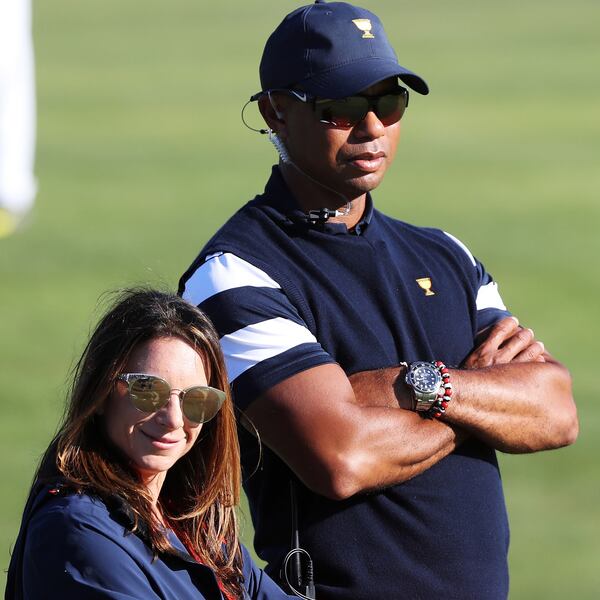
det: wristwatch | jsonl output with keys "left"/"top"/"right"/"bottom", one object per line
{"left": 404, "top": 361, "right": 443, "bottom": 412}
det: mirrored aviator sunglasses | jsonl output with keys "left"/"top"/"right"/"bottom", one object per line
{"left": 117, "top": 373, "right": 226, "bottom": 424}
{"left": 313, "top": 86, "right": 409, "bottom": 128}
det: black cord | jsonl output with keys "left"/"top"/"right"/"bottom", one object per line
{"left": 240, "top": 99, "right": 269, "bottom": 134}
{"left": 290, "top": 480, "right": 302, "bottom": 588}
{"left": 282, "top": 548, "right": 316, "bottom": 600}
{"left": 283, "top": 480, "right": 316, "bottom": 599}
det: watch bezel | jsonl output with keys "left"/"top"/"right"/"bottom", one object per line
{"left": 405, "top": 361, "right": 443, "bottom": 412}
{"left": 405, "top": 361, "right": 442, "bottom": 393}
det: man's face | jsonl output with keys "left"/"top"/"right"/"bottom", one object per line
{"left": 276, "top": 77, "right": 402, "bottom": 201}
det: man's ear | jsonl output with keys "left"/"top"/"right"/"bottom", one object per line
{"left": 258, "top": 94, "right": 287, "bottom": 137}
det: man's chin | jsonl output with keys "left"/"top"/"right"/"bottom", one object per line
{"left": 343, "top": 171, "right": 386, "bottom": 196}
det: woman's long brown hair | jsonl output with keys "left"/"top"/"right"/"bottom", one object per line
{"left": 33, "top": 289, "right": 243, "bottom": 597}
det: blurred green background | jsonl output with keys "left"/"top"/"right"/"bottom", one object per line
{"left": 1, "top": 0, "right": 598, "bottom": 597}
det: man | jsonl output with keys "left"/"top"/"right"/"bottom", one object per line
{"left": 179, "top": 2, "right": 578, "bottom": 598}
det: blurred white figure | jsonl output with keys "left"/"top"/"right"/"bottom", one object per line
{"left": 0, "top": 0, "right": 37, "bottom": 238}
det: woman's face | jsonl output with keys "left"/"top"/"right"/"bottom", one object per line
{"left": 104, "top": 336, "right": 207, "bottom": 495}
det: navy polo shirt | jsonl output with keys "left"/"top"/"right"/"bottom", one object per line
{"left": 180, "top": 167, "right": 511, "bottom": 600}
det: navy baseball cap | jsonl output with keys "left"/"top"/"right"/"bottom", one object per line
{"left": 255, "top": 0, "right": 429, "bottom": 100}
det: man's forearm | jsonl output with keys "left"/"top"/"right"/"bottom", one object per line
{"left": 446, "top": 359, "right": 578, "bottom": 453}
{"left": 352, "top": 357, "right": 577, "bottom": 455}
{"left": 345, "top": 369, "right": 467, "bottom": 487}
{"left": 247, "top": 365, "right": 464, "bottom": 500}
{"left": 352, "top": 318, "right": 577, "bottom": 454}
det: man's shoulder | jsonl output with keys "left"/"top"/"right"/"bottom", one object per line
{"left": 201, "top": 193, "right": 287, "bottom": 260}
{"left": 180, "top": 197, "right": 291, "bottom": 296}
{"left": 374, "top": 210, "right": 477, "bottom": 262}
{"left": 192, "top": 167, "right": 302, "bottom": 263}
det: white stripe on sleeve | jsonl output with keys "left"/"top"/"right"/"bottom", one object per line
{"left": 182, "top": 252, "right": 281, "bottom": 306}
{"left": 476, "top": 282, "right": 507, "bottom": 311}
{"left": 220, "top": 317, "right": 319, "bottom": 382}
{"left": 443, "top": 231, "right": 477, "bottom": 267}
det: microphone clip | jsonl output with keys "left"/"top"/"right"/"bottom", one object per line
{"left": 307, "top": 208, "right": 338, "bottom": 225}
{"left": 306, "top": 201, "right": 351, "bottom": 225}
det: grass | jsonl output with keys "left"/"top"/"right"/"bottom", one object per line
{"left": 1, "top": 0, "right": 599, "bottom": 596}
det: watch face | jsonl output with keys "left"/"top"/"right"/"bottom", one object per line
{"left": 407, "top": 362, "right": 441, "bottom": 393}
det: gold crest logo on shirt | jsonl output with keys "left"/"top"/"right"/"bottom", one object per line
{"left": 352, "top": 19, "right": 375, "bottom": 38}
{"left": 416, "top": 277, "right": 436, "bottom": 296}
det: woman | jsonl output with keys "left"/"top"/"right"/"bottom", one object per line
{"left": 6, "top": 289, "right": 295, "bottom": 600}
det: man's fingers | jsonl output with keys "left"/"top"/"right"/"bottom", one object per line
{"left": 496, "top": 327, "right": 535, "bottom": 361}
{"left": 512, "top": 340, "right": 546, "bottom": 363}
{"left": 465, "top": 317, "right": 521, "bottom": 368}
{"left": 464, "top": 318, "right": 547, "bottom": 368}
{"left": 482, "top": 316, "right": 521, "bottom": 348}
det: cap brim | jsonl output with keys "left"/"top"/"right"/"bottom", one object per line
{"left": 298, "top": 58, "right": 429, "bottom": 98}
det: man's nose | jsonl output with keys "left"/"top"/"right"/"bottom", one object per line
{"left": 352, "top": 110, "right": 386, "bottom": 140}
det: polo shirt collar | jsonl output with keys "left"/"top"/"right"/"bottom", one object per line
{"left": 262, "top": 166, "right": 373, "bottom": 236}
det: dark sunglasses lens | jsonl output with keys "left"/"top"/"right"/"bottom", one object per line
{"left": 376, "top": 92, "right": 407, "bottom": 126}
{"left": 182, "top": 387, "right": 225, "bottom": 424}
{"left": 317, "top": 92, "right": 406, "bottom": 127}
{"left": 317, "top": 97, "right": 368, "bottom": 128}
{"left": 128, "top": 376, "right": 170, "bottom": 413}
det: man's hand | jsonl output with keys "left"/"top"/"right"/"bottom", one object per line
{"left": 464, "top": 316, "right": 546, "bottom": 369}
{"left": 445, "top": 316, "right": 577, "bottom": 453}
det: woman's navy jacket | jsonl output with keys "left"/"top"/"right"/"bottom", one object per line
{"left": 6, "top": 483, "right": 294, "bottom": 600}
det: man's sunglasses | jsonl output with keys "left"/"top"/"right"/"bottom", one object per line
{"left": 285, "top": 86, "right": 409, "bottom": 128}
{"left": 117, "top": 373, "right": 225, "bottom": 424}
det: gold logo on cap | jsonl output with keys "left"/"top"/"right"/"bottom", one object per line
{"left": 416, "top": 277, "right": 436, "bottom": 296}
{"left": 352, "top": 19, "right": 375, "bottom": 39}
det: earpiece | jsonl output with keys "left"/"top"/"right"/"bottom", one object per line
{"left": 268, "top": 129, "right": 291, "bottom": 163}
{"left": 266, "top": 129, "right": 352, "bottom": 219}
{"left": 241, "top": 95, "right": 351, "bottom": 222}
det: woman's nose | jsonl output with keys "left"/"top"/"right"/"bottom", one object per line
{"left": 156, "top": 392, "right": 185, "bottom": 429}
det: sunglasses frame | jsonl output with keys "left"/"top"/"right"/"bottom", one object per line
{"left": 116, "top": 373, "right": 226, "bottom": 424}
{"left": 273, "top": 86, "right": 409, "bottom": 128}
